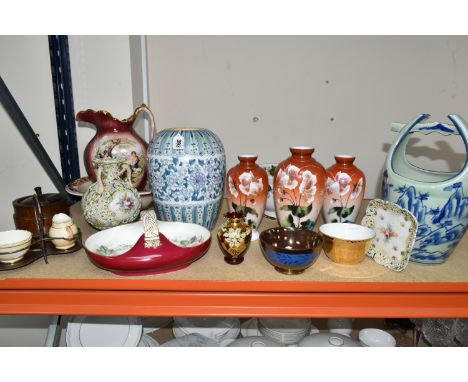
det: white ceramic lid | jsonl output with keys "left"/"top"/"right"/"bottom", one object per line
{"left": 0, "top": 230, "right": 32, "bottom": 247}
{"left": 228, "top": 336, "right": 285, "bottom": 347}
{"left": 66, "top": 316, "right": 142, "bottom": 347}
{"left": 52, "top": 213, "right": 72, "bottom": 224}
{"left": 298, "top": 333, "right": 361, "bottom": 347}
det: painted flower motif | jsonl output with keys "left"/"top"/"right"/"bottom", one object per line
{"left": 123, "top": 199, "right": 133, "bottom": 210}
{"left": 326, "top": 171, "right": 352, "bottom": 196}
{"left": 350, "top": 177, "right": 364, "bottom": 199}
{"left": 238, "top": 172, "right": 263, "bottom": 196}
{"left": 205, "top": 158, "right": 218, "bottom": 174}
{"left": 277, "top": 164, "right": 300, "bottom": 190}
{"left": 166, "top": 176, "right": 179, "bottom": 190}
{"left": 117, "top": 193, "right": 135, "bottom": 213}
{"left": 228, "top": 176, "right": 238, "bottom": 197}
{"left": 177, "top": 185, "right": 194, "bottom": 201}
{"left": 299, "top": 170, "right": 317, "bottom": 203}
{"left": 379, "top": 224, "right": 398, "bottom": 242}
{"left": 223, "top": 227, "right": 248, "bottom": 247}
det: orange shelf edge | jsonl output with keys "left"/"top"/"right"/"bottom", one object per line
{"left": 1, "top": 289, "right": 467, "bottom": 318}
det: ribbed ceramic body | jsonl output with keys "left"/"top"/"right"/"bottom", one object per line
{"left": 273, "top": 147, "right": 326, "bottom": 230}
{"left": 76, "top": 104, "right": 156, "bottom": 191}
{"left": 82, "top": 159, "right": 141, "bottom": 230}
{"left": 217, "top": 214, "right": 252, "bottom": 264}
{"left": 226, "top": 155, "right": 268, "bottom": 240}
{"left": 322, "top": 155, "right": 366, "bottom": 223}
{"left": 383, "top": 114, "right": 468, "bottom": 263}
{"left": 147, "top": 128, "right": 226, "bottom": 230}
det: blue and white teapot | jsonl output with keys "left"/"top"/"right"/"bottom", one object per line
{"left": 383, "top": 114, "right": 468, "bottom": 264}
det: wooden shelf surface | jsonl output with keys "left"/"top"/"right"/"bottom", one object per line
{"left": 0, "top": 200, "right": 467, "bottom": 318}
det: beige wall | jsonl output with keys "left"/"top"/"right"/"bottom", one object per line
{"left": 0, "top": 35, "right": 135, "bottom": 231}
{"left": 0, "top": 35, "right": 135, "bottom": 346}
{"left": 68, "top": 35, "right": 134, "bottom": 176}
{"left": 0, "top": 36, "right": 60, "bottom": 232}
{"left": 147, "top": 36, "right": 468, "bottom": 197}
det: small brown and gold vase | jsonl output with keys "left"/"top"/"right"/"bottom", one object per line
{"left": 217, "top": 212, "right": 252, "bottom": 264}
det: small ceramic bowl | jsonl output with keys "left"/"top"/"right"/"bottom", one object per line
{"left": 0, "top": 229, "right": 33, "bottom": 263}
{"left": 259, "top": 227, "right": 323, "bottom": 275}
{"left": 319, "top": 223, "right": 375, "bottom": 265}
{"left": 358, "top": 328, "right": 396, "bottom": 347}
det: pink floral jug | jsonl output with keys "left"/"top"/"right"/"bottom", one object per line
{"left": 76, "top": 104, "right": 156, "bottom": 191}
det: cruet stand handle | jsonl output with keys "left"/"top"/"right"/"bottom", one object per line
{"left": 141, "top": 210, "right": 160, "bottom": 248}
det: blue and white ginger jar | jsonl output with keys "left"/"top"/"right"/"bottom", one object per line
{"left": 383, "top": 114, "right": 468, "bottom": 264}
{"left": 147, "top": 128, "right": 226, "bottom": 230}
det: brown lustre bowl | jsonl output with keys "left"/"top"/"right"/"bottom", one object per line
{"left": 259, "top": 227, "right": 323, "bottom": 275}
{"left": 319, "top": 223, "right": 375, "bottom": 265}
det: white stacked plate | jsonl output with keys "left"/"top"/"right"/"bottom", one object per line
{"left": 66, "top": 316, "right": 142, "bottom": 347}
{"left": 173, "top": 317, "right": 240, "bottom": 345}
{"left": 258, "top": 318, "right": 314, "bottom": 345}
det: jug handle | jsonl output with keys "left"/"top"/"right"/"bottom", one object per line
{"left": 134, "top": 103, "right": 157, "bottom": 140}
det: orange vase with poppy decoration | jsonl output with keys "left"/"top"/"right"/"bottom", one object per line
{"left": 226, "top": 155, "right": 268, "bottom": 241}
{"left": 322, "top": 155, "right": 365, "bottom": 223}
{"left": 273, "top": 147, "right": 326, "bottom": 230}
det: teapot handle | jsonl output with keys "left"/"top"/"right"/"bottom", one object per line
{"left": 96, "top": 165, "right": 104, "bottom": 194}
{"left": 134, "top": 103, "right": 157, "bottom": 140}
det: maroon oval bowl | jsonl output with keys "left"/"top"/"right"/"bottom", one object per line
{"left": 84, "top": 220, "right": 211, "bottom": 276}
